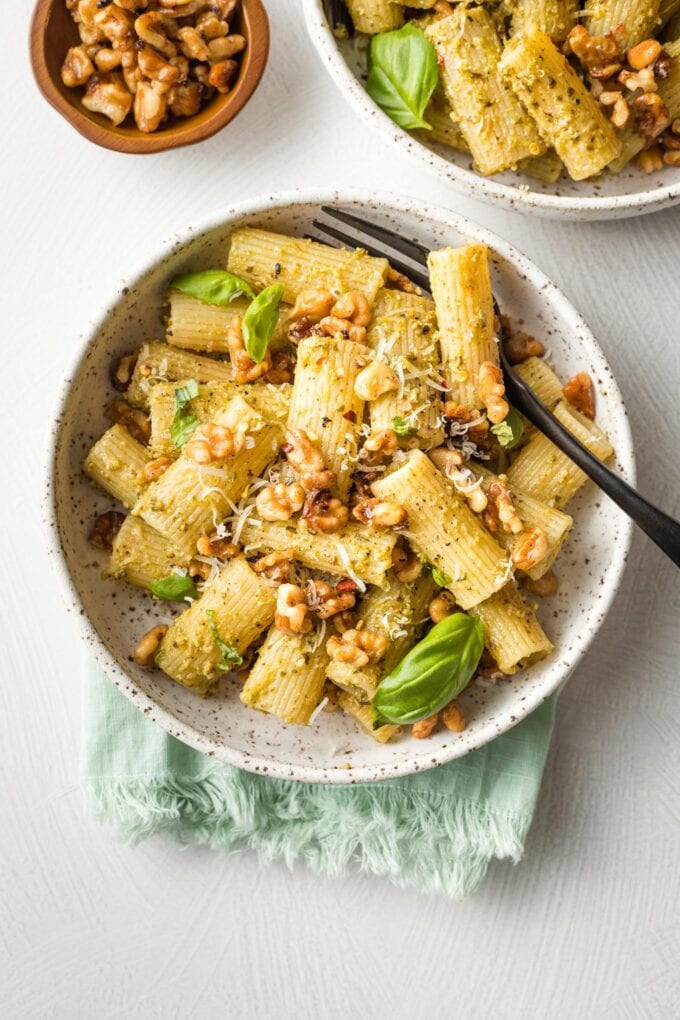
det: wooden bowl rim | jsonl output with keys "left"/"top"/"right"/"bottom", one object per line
{"left": 29, "top": 0, "right": 269, "bottom": 154}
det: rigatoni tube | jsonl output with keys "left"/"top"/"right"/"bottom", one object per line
{"left": 158, "top": 556, "right": 276, "bottom": 694}
{"left": 426, "top": 7, "right": 545, "bottom": 176}
{"left": 371, "top": 450, "right": 510, "bottom": 609}
{"left": 428, "top": 243, "right": 497, "bottom": 410}
{"left": 499, "top": 31, "right": 622, "bottom": 181}
{"left": 240, "top": 626, "right": 330, "bottom": 725}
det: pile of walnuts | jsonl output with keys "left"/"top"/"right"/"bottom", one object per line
{"left": 61, "top": 0, "right": 246, "bottom": 132}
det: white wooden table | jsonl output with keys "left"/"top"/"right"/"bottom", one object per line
{"left": 3, "top": 3, "right": 679, "bottom": 1016}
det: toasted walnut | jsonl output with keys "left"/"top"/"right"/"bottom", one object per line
{"left": 654, "top": 49, "right": 673, "bottom": 80}
{"left": 330, "top": 291, "right": 371, "bottom": 328}
{"left": 305, "top": 580, "right": 356, "bottom": 619}
{"left": 227, "top": 316, "right": 272, "bottom": 384}
{"left": 512, "top": 527, "right": 549, "bottom": 572}
{"left": 663, "top": 150, "right": 680, "bottom": 166}
{"left": 196, "top": 532, "right": 240, "bottom": 559}
{"left": 392, "top": 545, "right": 423, "bottom": 583}
{"left": 107, "top": 399, "right": 150, "bottom": 443}
{"left": 283, "top": 427, "right": 324, "bottom": 472}
{"left": 442, "top": 402, "right": 490, "bottom": 448}
{"left": 134, "top": 11, "right": 177, "bottom": 59}
{"left": 566, "top": 25, "right": 623, "bottom": 79}
{"left": 412, "top": 714, "right": 439, "bottom": 739}
{"left": 562, "top": 372, "right": 595, "bottom": 419}
{"left": 505, "top": 330, "right": 546, "bottom": 364}
{"left": 265, "top": 349, "right": 295, "bottom": 384}
{"left": 332, "top": 609, "right": 356, "bottom": 634}
{"left": 181, "top": 558, "right": 210, "bottom": 581}
{"left": 619, "top": 67, "right": 657, "bottom": 94}
{"left": 523, "top": 570, "right": 559, "bottom": 597}
{"left": 82, "top": 72, "right": 132, "bottom": 126}
{"left": 632, "top": 92, "right": 671, "bottom": 144}
{"left": 352, "top": 498, "right": 407, "bottom": 529}
{"left": 137, "top": 44, "right": 181, "bottom": 87}
{"left": 136, "top": 456, "right": 172, "bottom": 485}
{"left": 300, "top": 491, "right": 349, "bottom": 534}
{"left": 288, "top": 289, "right": 335, "bottom": 330}
{"left": 627, "top": 39, "right": 663, "bottom": 70}
{"left": 429, "top": 591, "right": 456, "bottom": 623}
{"left": 134, "top": 80, "right": 168, "bottom": 132}
{"left": 61, "top": 45, "right": 95, "bottom": 87}
{"left": 385, "top": 265, "right": 418, "bottom": 293}
{"left": 433, "top": 0, "right": 454, "bottom": 19}
{"left": 89, "top": 510, "right": 125, "bottom": 550}
{"left": 610, "top": 96, "right": 631, "bottom": 128}
{"left": 185, "top": 423, "right": 244, "bottom": 464}
{"left": 275, "top": 584, "right": 312, "bottom": 636}
{"left": 326, "top": 628, "right": 388, "bottom": 668}
{"left": 478, "top": 362, "right": 509, "bottom": 425}
{"left": 428, "top": 447, "right": 488, "bottom": 514}
{"left": 176, "top": 25, "right": 210, "bottom": 60}
{"left": 252, "top": 549, "right": 295, "bottom": 582}
{"left": 207, "top": 34, "right": 246, "bottom": 61}
{"left": 109, "top": 352, "right": 137, "bottom": 391}
{"left": 167, "top": 81, "right": 202, "bottom": 117}
{"left": 94, "top": 47, "right": 123, "bottom": 72}
{"left": 361, "top": 429, "right": 398, "bottom": 464}
{"left": 94, "top": 4, "right": 135, "bottom": 47}
{"left": 256, "top": 482, "right": 306, "bottom": 522}
{"left": 134, "top": 624, "right": 168, "bottom": 666}
{"left": 195, "top": 10, "right": 229, "bottom": 40}
{"left": 484, "top": 480, "right": 522, "bottom": 535}
{"left": 354, "top": 360, "right": 399, "bottom": 402}
{"left": 634, "top": 144, "right": 664, "bottom": 172}
{"left": 442, "top": 700, "right": 466, "bottom": 733}
{"left": 318, "top": 315, "right": 367, "bottom": 344}
{"left": 208, "top": 59, "right": 238, "bottom": 92}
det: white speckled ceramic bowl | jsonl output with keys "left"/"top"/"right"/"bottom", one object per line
{"left": 303, "top": 0, "right": 680, "bottom": 221}
{"left": 44, "top": 189, "right": 634, "bottom": 783}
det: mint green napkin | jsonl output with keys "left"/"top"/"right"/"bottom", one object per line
{"left": 82, "top": 659, "right": 555, "bottom": 899}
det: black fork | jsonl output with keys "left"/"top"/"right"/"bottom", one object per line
{"left": 321, "top": 0, "right": 354, "bottom": 37}
{"left": 309, "top": 206, "right": 680, "bottom": 567}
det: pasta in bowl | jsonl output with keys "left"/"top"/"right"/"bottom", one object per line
{"left": 303, "top": 0, "right": 680, "bottom": 219}
{"left": 44, "top": 191, "right": 634, "bottom": 782}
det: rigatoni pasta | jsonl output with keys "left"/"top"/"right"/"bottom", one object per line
{"left": 343, "top": 1, "right": 679, "bottom": 183}
{"left": 425, "top": 7, "right": 545, "bottom": 176}
{"left": 83, "top": 226, "right": 613, "bottom": 743}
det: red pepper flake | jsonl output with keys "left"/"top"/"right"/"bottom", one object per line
{"left": 336, "top": 578, "right": 359, "bottom": 592}
{"left": 342, "top": 410, "right": 357, "bottom": 423}
{"left": 281, "top": 443, "right": 293, "bottom": 454}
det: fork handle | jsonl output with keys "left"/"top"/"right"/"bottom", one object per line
{"left": 506, "top": 377, "right": 680, "bottom": 567}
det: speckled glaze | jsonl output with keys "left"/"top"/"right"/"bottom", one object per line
{"left": 43, "top": 190, "right": 635, "bottom": 783}
{"left": 303, "top": 0, "right": 680, "bottom": 222}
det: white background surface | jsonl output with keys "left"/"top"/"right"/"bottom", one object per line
{"left": 2, "top": 3, "right": 679, "bottom": 1017}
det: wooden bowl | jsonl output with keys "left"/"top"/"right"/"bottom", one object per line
{"left": 29, "top": 0, "right": 269, "bottom": 154}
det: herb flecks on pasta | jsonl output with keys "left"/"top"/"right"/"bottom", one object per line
{"left": 83, "top": 227, "right": 614, "bottom": 742}
{"left": 341, "top": 1, "right": 680, "bottom": 182}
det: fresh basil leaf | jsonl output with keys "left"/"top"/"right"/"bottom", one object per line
{"left": 205, "top": 609, "right": 243, "bottom": 670}
{"left": 170, "top": 270, "right": 255, "bottom": 306}
{"left": 366, "top": 24, "right": 438, "bottom": 131}
{"left": 170, "top": 379, "right": 200, "bottom": 448}
{"left": 392, "top": 415, "right": 418, "bottom": 436}
{"left": 242, "top": 284, "right": 284, "bottom": 363}
{"left": 490, "top": 405, "right": 524, "bottom": 449}
{"left": 431, "top": 567, "right": 452, "bottom": 588}
{"left": 372, "top": 613, "right": 484, "bottom": 725}
{"left": 150, "top": 573, "right": 197, "bottom": 601}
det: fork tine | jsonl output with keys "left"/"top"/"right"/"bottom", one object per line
{"left": 321, "top": 206, "right": 430, "bottom": 264}
{"left": 311, "top": 220, "right": 431, "bottom": 292}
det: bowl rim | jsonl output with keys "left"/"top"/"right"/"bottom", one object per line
{"left": 302, "top": 0, "right": 680, "bottom": 219}
{"left": 42, "top": 186, "right": 636, "bottom": 784}
{"left": 28, "top": 0, "right": 270, "bottom": 155}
